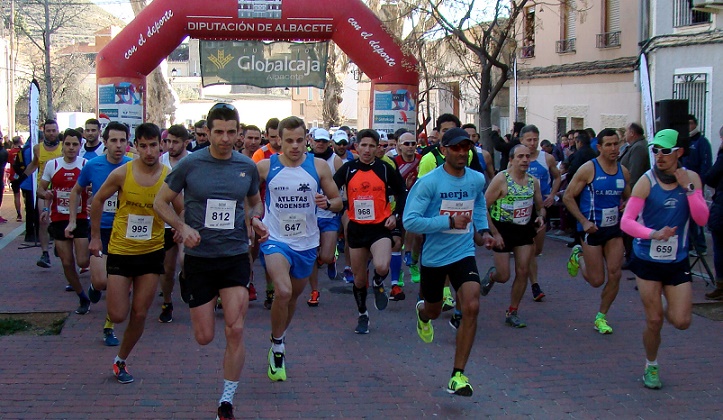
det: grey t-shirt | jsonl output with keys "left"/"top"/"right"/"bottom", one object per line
{"left": 165, "top": 148, "right": 260, "bottom": 258}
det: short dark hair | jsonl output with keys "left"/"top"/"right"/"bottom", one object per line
{"left": 85, "top": 118, "right": 100, "bottom": 129}
{"left": 540, "top": 139, "right": 553, "bottom": 147}
{"left": 357, "top": 128, "right": 380, "bottom": 144}
{"left": 61, "top": 128, "right": 83, "bottom": 142}
{"left": 44, "top": 119, "right": 58, "bottom": 128}
{"left": 520, "top": 124, "right": 539, "bottom": 137}
{"left": 436, "top": 113, "right": 461, "bottom": 129}
{"left": 585, "top": 127, "right": 596, "bottom": 139}
{"left": 628, "top": 122, "right": 644, "bottom": 136}
{"left": 688, "top": 114, "right": 698, "bottom": 124}
{"left": 278, "top": 116, "right": 306, "bottom": 138}
{"left": 510, "top": 143, "right": 528, "bottom": 159}
{"left": 135, "top": 123, "right": 161, "bottom": 141}
{"left": 597, "top": 128, "right": 619, "bottom": 145}
{"left": 393, "top": 128, "right": 409, "bottom": 139}
{"left": 513, "top": 122, "right": 526, "bottom": 135}
{"left": 575, "top": 131, "right": 591, "bottom": 146}
{"left": 461, "top": 123, "right": 477, "bottom": 131}
{"left": 207, "top": 104, "right": 239, "bottom": 130}
{"left": 194, "top": 119, "right": 207, "bottom": 130}
{"left": 265, "top": 117, "right": 280, "bottom": 134}
{"left": 102, "top": 121, "right": 130, "bottom": 141}
{"left": 244, "top": 125, "right": 261, "bottom": 135}
{"left": 167, "top": 124, "right": 189, "bottom": 140}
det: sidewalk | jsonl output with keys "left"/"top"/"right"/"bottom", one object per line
{"left": 0, "top": 190, "right": 722, "bottom": 419}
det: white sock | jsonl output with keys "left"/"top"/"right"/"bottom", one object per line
{"left": 114, "top": 356, "right": 125, "bottom": 365}
{"left": 272, "top": 336, "right": 285, "bottom": 353}
{"left": 219, "top": 379, "right": 238, "bottom": 405}
{"left": 646, "top": 359, "right": 658, "bottom": 368}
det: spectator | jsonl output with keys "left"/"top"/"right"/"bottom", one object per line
{"left": 704, "top": 125, "right": 723, "bottom": 300}
{"left": 567, "top": 131, "right": 597, "bottom": 181}
{"left": 619, "top": 122, "right": 651, "bottom": 267}
{"left": 683, "top": 114, "right": 713, "bottom": 256}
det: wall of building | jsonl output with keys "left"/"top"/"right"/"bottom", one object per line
{"left": 516, "top": 73, "right": 640, "bottom": 140}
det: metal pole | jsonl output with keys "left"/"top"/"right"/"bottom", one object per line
{"left": 9, "top": 0, "right": 15, "bottom": 136}
{"left": 513, "top": 57, "right": 518, "bottom": 123}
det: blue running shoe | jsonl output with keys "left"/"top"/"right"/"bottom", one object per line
{"left": 343, "top": 266, "right": 354, "bottom": 284}
{"left": 403, "top": 251, "right": 413, "bottom": 267}
{"left": 327, "top": 260, "right": 338, "bottom": 280}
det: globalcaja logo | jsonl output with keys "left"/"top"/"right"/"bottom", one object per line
{"left": 209, "top": 50, "right": 234, "bottom": 70}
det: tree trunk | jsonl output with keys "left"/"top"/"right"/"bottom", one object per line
{"left": 478, "top": 60, "right": 494, "bottom": 154}
{"left": 43, "top": 0, "right": 53, "bottom": 118}
{"left": 322, "top": 43, "right": 341, "bottom": 128}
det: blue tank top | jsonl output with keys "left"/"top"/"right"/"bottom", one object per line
{"left": 633, "top": 170, "right": 690, "bottom": 263}
{"left": 578, "top": 160, "right": 625, "bottom": 231}
{"left": 528, "top": 152, "right": 551, "bottom": 196}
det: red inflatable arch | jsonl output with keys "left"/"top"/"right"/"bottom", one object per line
{"left": 96, "top": 0, "right": 419, "bottom": 133}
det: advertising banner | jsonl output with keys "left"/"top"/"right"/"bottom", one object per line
{"left": 371, "top": 83, "right": 417, "bottom": 136}
{"left": 97, "top": 79, "right": 144, "bottom": 141}
{"left": 200, "top": 41, "right": 328, "bottom": 89}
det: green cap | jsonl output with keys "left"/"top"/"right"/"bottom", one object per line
{"left": 652, "top": 129, "right": 678, "bottom": 148}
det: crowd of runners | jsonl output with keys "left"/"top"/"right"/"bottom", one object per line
{"left": 7, "top": 104, "right": 719, "bottom": 419}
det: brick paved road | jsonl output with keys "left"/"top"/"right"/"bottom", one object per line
{"left": 0, "top": 201, "right": 722, "bottom": 418}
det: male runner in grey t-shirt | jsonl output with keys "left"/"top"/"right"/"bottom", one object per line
{"left": 154, "top": 103, "right": 268, "bottom": 420}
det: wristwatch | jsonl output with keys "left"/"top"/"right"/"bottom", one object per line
{"left": 686, "top": 183, "right": 695, "bottom": 194}
{"left": 478, "top": 228, "right": 492, "bottom": 236}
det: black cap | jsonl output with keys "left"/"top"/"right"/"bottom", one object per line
{"left": 441, "top": 127, "right": 472, "bottom": 146}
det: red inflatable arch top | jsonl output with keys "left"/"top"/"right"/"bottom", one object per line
{"left": 97, "top": 0, "right": 418, "bottom": 87}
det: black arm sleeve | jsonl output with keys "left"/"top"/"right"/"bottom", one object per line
{"left": 333, "top": 162, "right": 349, "bottom": 189}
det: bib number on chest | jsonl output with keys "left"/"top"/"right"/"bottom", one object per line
{"left": 354, "top": 199, "right": 375, "bottom": 221}
{"left": 512, "top": 199, "right": 533, "bottom": 226}
{"left": 103, "top": 192, "right": 118, "bottom": 213}
{"left": 650, "top": 235, "right": 678, "bottom": 261}
{"left": 205, "top": 199, "right": 236, "bottom": 230}
{"left": 126, "top": 214, "right": 153, "bottom": 240}
{"left": 56, "top": 190, "right": 81, "bottom": 215}
{"left": 440, "top": 199, "right": 473, "bottom": 234}
{"left": 281, "top": 213, "right": 307, "bottom": 237}
{"left": 600, "top": 207, "right": 618, "bottom": 228}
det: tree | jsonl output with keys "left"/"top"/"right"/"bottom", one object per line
{"left": 322, "top": 42, "right": 342, "bottom": 128}
{"left": 14, "top": 0, "right": 90, "bottom": 118}
{"left": 130, "top": 0, "right": 177, "bottom": 126}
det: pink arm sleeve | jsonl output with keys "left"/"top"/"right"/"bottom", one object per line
{"left": 620, "top": 196, "right": 654, "bottom": 239}
{"left": 687, "top": 189, "right": 709, "bottom": 226}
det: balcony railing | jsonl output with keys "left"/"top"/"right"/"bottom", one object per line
{"left": 519, "top": 44, "right": 535, "bottom": 58}
{"left": 596, "top": 31, "right": 621, "bottom": 48}
{"left": 556, "top": 38, "right": 576, "bottom": 54}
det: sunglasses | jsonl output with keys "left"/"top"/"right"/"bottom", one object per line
{"left": 651, "top": 146, "right": 679, "bottom": 155}
{"left": 402, "top": 142, "right": 417, "bottom": 147}
{"left": 447, "top": 143, "right": 472, "bottom": 152}
{"left": 335, "top": 141, "right": 349, "bottom": 146}
{"left": 210, "top": 103, "right": 236, "bottom": 111}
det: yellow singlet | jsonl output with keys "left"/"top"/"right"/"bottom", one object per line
{"left": 108, "top": 161, "right": 168, "bottom": 255}
{"left": 38, "top": 144, "right": 62, "bottom": 186}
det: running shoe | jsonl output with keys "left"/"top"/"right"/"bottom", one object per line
{"left": 337, "top": 237, "right": 345, "bottom": 254}
{"left": 643, "top": 365, "right": 662, "bottom": 389}
{"left": 0, "top": 216, "right": 8, "bottom": 223}
{"left": 264, "top": 289, "right": 274, "bottom": 310}
{"left": 481, "top": 267, "right": 496, "bottom": 296}
{"left": 248, "top": 282, "right": 257, "bottom": 301}
{"left": 594, "top": 315, "right": 613, "bottom": 334}
{"left": 307, "top": 289, "right": 320, "bottom": 307}
{"left": 409, "top": 263, "right": 420, "bottom": 283}
{"left": 343, "top": 266, "right": 354, "bottom": 284}
{"left": 416, "top": 301, "right": 434, "bottom": 343}
{"left": 65, "top": 285, "right": 74, "bottom": 292}
{"left": 505, "top": 310, "right": 526, "bottom": 328}
{"left": 373, "top": 282, "right": 389, "bottom": 310}
{"left": 442, "top": 288, "right": 455, "bottom": 312}
{"left": 159, "top": 303, "right": 173, "bottom": 323}
{"left": 355, "top": 314, "right": 370, "bottom": 334}
{"left": 705, "top": 287, "right": 723, "bottom": 300}
{"left": 327, "top": 260, "right": 338, "bottom": 280}
{"left": 88, "top": 284, "right": 102, "bottom": 304}
{"left": 567, "top": 244, "right": 582, "bottom": 277}
{"left": 79, "top": 267, "right": 89, "bottom": 274}
{"left": 389, "top": 285, "right": 405, "bottom": 301}
{"left": 215, "top": 297, "right": 223, "bottom": 312}
{"left": 267, "top": 348, "right": 287, "bottom": 381}
{"left": 449, "top": 312, "right": 462, "bottom": 330}
{"left": 75, "top": 299, "right": 91, "bottom": 315}
{"left": 447, "top": 372, "right": 473, "bottom": 396}
{"left": 113, "top": 361, "right": 134, "bottom": 384}
{"left": 16, "top": 215, "right": 22, "bottom": 222}
{"left": 37, "top": 252, "right": 51, "bottom": 268}
{"left": 104, "top": 328, "right": 119, "bottom": 346}
{"left": 531, "top": 283, "right": 545, "bottom": 302}
{"left": 397, "top": 271, "right": 405, "bottom": 287}
{"left": 217, "top": 401, "right": 236, "bottom": 420}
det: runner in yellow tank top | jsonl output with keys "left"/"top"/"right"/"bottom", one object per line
{"left": 22, "top": 119, "right": 62, "bottom": 269}
{"left": 89, "top": 123, "right": 183, "bottom": 385}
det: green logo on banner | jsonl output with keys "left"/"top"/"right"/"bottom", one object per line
{"left": 201, "top": 41, "right": 328, "bottom": 89}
